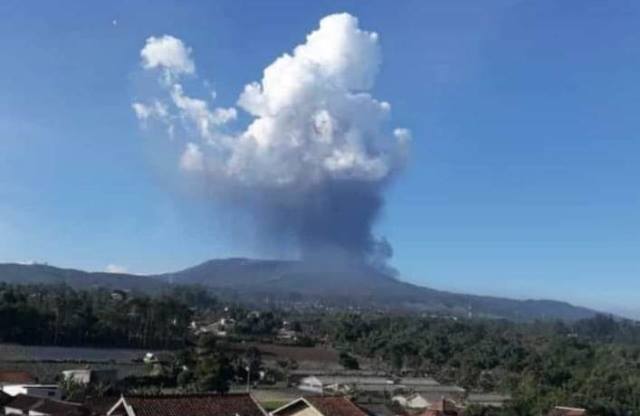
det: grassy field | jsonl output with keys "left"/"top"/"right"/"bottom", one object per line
{"left": 233, "top": 387, "right": 304, "bottom": 410}
{"left": 0, "top": 343, "right": 158, "bottom": 362}
{"left": 0, "top": 361, "right": 146, "bottom": 383}
{"left": 231, "top": 342, "right": 345, "bottom": 370}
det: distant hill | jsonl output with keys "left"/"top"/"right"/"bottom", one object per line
{"left": 0, "top": 259, "right": 598, "bottom": 321}
{"left": 0, "top": 263, "right": 166, "bottom": 293}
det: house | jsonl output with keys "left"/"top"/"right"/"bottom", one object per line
{"left": 548, "top": 407, "right": 587, "bottom": 416}
{"left": 110, "top": 290, "right": 128, "bottom": 302}
{"left": 297, "top": 375, "right": 459, "bottom": 397}
{"left": 298, "top": 376, "right": 394, "bottom": 394}
{"left": 4, "top": 394, "right": 87, "bottom": 416}
{"left": 105, "top": 393, "right": 267, "bottom": 416}
{"left": 83, "top": 397, "right": 120, "bottom": 416}
{"left": 1, "top": 385, "right": 61, "bottom": 400}
{"left": 196, "top": 318, "right": 237, "bottom": 337}
{"left": 405, "top": 385, "right": 466, "bottom": 404}
{"left": 271, "top": 397, "right": 368, "bottom": 416}
{"left": 465, "top": 393, "right": 511, "bottom": 408}
{"left": 62, "top": 369, "right": 118, "bottom": 385}
{"left": 397, "top": 378, "right": 440, "bottom": 389}
{"left": 416, "top": 399, "right": 463, "bottom": 416}
{"left": 277, "top": 328, "right": 298, "bottom": 341}
{"left": 392, "top": 393, "right": 430, "bottom": 410}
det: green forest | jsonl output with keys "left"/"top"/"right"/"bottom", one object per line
{"left": 329, "top": 313, "right": 640, "bottom": 415}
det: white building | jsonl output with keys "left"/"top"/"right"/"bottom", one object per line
{"left": 1, "top": 385, "right": 61, "bottom": 400}
{"left": 62, "top": 369, "right": 118, "bottom": 385}
{"left": 392, "top": 393, "right": 431, "bottom": 410}
{"left": 298, "top": 376, "right": 394, "bottom": 394}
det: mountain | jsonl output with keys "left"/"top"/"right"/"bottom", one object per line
{"left": 156, "top": 258, "right": 598, "bottom": 321}
{"left": 0, "top": 259, "right": 598, "bottom": 321}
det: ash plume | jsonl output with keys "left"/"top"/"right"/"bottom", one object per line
{"left": 132, "top": 13, "right": 411, "bottom": 264}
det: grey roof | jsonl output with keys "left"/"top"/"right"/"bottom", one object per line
{"left": 398, "top": 377, "right": 440, "bottom": 386}
{"left": 466, "top": 393, "right": 511, "bottom": 403}
{"left": 410, "top": 385, "right": 465, "bottom": 393}
{"left": 291, "top": 370, "right": 387, "bottom": 377}
{"left": 349, "top": 384, "right": 403, "bottom": 392}
{"left": 305, "top": 376, "right": 393, "bottom": 386}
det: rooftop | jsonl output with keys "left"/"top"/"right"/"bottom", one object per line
{"left": 304, "top": 376, "right": 392, "bottom": 385}
{"left": 272, "top": 397, "right": 368, "bottom": 416}
{"left": 110, "top": 393, "right": 266, "bottom": 416}
{"left": 0, "top": 371, "right": 36, "bottom": 385}
{"left": 306, "top": 397, "right": 369, "bottom": 416}
{"left": 549, "top": 407, "right": 587, "bottom": 416}
{"left": 398, "top": 378, "right": 440, "bottom": 387}
{"left": 466, "top": 393, "right": 511, "bottom": 403}
{"left": 5, "top": 394, "right": 87, "bottom": 416}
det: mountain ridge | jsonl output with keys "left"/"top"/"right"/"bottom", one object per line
{"left": 0, "top": 258, "right": 599, "bottom": 321}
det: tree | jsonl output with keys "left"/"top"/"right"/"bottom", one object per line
{"left": 339, "top": 351, "right": 360, "bottom": 370}
{"left": 194, "top": 334, "right": 234, "bottom": 393}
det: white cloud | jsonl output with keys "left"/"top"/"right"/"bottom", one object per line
{"left": 105, "top": 264, "right": 128, "bottom": 274}
{"left": 141, "top": 35, "right": 195, "bottom": 82}
{"left": 170, "top": 84, "right": 237, "bottom": 139}
{"left": 132, "top": 100, "right": 168, "bottom": 122}
{"left": 229, "top": 12, "right": 408, "bottom": 186}
{"left": 134, "top": 13, "right": 410, "bottom": 188}
{"left": 180, "top": 142, "right": 204, "bottom": 172}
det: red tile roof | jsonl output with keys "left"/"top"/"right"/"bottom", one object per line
{"left": 0, "top": 371, "right": 36, "bottom": 384}
{"left": 305, "top": 397, "right": 369, "bottom": 416}
{"left": 549, "top": 407, "right": 587, "bottom": 416}
{"left": 84, "top": 396, "right": 120, "bottom": 416}
{"left": 5, "top": 394, "right": 87, "bottom": 416}
{"left": 417, "top": 399, "right": 462, "bottom": 416}
{"left": 5, "top": 394, "right": 42, "bottom": 410}
{"left": 31, "top": 399, "right": 88, "bottom": 416}
{"left": 114, "top": 393, "right": 266, "bottom": 416}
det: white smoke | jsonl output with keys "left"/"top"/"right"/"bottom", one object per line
{"left": 132, "top": 13, "right": 411, "bottom": 262}
{"left": 105, "top": 264, "right": 128, "bottom": 274}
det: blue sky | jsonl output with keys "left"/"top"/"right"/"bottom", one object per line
{"left": 0, "top": 1, "right": 638, "bottom": 317}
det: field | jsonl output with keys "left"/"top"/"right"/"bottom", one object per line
{"left": 0, "top": 343, "right": 154, "bottom": 383}
{"left": 0, "top": 344, "right": 155, "bottom": 362}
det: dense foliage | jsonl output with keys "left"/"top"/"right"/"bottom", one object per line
{"left": 0, "top": 283, "right": 197, "bottom": 348}
{"left": 329, "top": 314, "right": 640, "bottom": 416}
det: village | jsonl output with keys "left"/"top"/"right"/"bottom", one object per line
{"left": 0, "top": 308, "right": 588, "bottom": 416}
{"left": 0, "top": 366, "right": 585, "bottom": 416}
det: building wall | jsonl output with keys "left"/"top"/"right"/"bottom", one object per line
{"left": 280, "top": 406, "right": 323, "bottom": 416}
{"left": 298, "top": 377, "right": 323, "bottom": 394}
{"left": 63, "top": 370, "right": 92, "bottom": 384}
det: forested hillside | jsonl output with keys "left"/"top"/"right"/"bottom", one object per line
{"left": 327, "top": 314, "right": 640, "bottom": 415}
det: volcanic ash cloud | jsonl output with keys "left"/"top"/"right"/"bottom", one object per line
{"left": 132, "top": 13, "right": 411, "bottom": 264}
